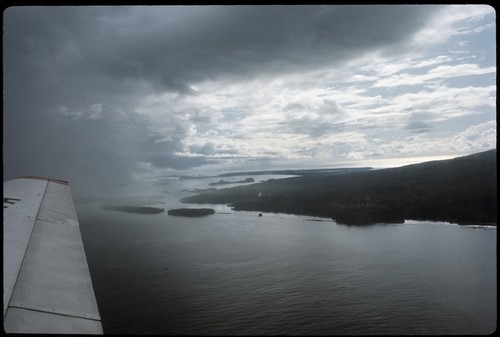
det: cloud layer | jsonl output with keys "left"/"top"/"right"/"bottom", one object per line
{"left": 3, "top": 5, "right": 496, "bottom": 196}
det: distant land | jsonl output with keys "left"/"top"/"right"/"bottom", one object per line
{"left": 182, "top": 150, "right": 497, "bottom": 226}
{"left": 178, "top": 167, "right": 372, "bottom": 180}
{"left": 209, "top": 178, "right": 255, "bottom": 186}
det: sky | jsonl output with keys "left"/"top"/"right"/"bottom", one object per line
{"left": 3, "top": 5, "right": 496, "bottom": 197}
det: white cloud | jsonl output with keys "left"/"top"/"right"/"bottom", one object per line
{"left": 374, "top": 64, "right": 496, "bottom": 87}
{"left": 137, "top": 54, "right": 496, "bottom": 166}
{"left": 411, "top": 5, "right": 494, "bottom": 46}
{"left": 389, "top": 85, "right": 496, "bottom": 118}
{"left": 373, "top": 120, "right": 496, "bottom": 157}
{"left": 451, "top": 120, "right": 497, "bottom": 152}
{"left": 357, "top": 54, "right": 453, "bottom": 78}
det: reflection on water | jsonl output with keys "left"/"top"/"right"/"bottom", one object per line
{"left": 78, "top": 176, "right": 496, "bottom": 335}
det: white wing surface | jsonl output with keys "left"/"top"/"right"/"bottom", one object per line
{"left": 3, "top": 177, "right": 102, "bottom": 334}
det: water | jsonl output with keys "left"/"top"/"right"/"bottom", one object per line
{"left": 77, "top": 175, "right": 496, "bottom": 335}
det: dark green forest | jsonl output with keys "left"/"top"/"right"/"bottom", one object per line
{"left": 182, "top": 150, "right": 497, "bottom": 225}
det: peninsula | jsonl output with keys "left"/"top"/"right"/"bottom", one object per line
{"left": 181, "top": 150, "right": 496, "bottom": 226}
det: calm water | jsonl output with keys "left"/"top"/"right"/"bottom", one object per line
{"left": 77, "top": 175, "right": 496, "bottom": 335}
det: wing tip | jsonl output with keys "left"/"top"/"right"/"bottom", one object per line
{"left": 19, "top": 176, "right": 70, "bottom": 185}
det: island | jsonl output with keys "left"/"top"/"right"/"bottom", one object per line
{"left": 101, "top": 204, "right": 165, "bottom": 214}
{"left": 181, "top": 150, "right": 497, "bottom": 226}
{"left": 167, "top": 208, "right": 216, "bottom": 217}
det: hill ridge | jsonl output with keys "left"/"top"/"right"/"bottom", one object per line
{"left": 182, "top": 150, "right": 496, "bottom": 225}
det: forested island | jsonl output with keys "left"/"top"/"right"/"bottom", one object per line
{"left": 182, "top": 150, "right": 496, "bottom": 225}
{"left": 101, "top": 204, "right": 165, "bottom": 214}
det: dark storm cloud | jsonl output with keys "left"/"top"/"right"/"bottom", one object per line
{"left": 405, "top": 112, "right": 433, "bottom": 133}
{"left": 107, "top": 6, "right": 438, "bottom": 90}
{"left": 147, "top": 154, "right": 218, "bottom": 170}
{"left": 406, "top": 120, "right": 433, "bottom": 133}
{"left": 3, "top": 100, "right": 156, "bottom": 196}
{"left": 3, "top": 6, "right": 444, "bottom": 194}
{"left": 5, "top": 6, "right": 440, "bottom": 96}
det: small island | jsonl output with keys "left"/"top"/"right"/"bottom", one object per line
{"left": 101, "top": 204, "right": 165, "bottom": 214}
{"left": 167, "top": 208, "right": 215, "bottom": 217}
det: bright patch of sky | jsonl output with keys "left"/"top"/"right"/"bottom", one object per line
{"left": 164, "top": 6, "right": 495, "bottom": 174}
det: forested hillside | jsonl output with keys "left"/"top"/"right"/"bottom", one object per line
{"left": 182, "top": 150, "right": 496, "bottom": 225}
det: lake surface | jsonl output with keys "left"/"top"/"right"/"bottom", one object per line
{"left": 77, "top": 175, "right": 496, "bottom": 335}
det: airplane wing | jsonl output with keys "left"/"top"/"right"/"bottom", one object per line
{"left": 3, "top": 176, "right": 102, "bottom": 334}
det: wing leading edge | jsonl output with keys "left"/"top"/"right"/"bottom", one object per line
{"left": 3, "top": 177, "right": 102, "bottom": 334}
